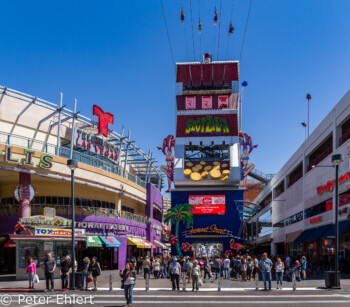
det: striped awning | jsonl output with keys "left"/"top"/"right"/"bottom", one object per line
{"left": 153, "top": 240, "right": 168, "bottom": 249}
{"left": 140, "top": 239, "right": 156, "bottom": 249}
{"left": 127, "top": 238, "right": 145, "bottom": 248}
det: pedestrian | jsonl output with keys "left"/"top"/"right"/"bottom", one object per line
{"left": 259, "top": 253, "right": 273, "bottom": 291}
{"left": 214, "top": 256, "right": 222, "bottom": 279}
{"left": 26, "top": 258, "right": 36, "bottom": 289}
{"left": 203, "top": 257, "right": 214, "bottom": 283}
{"left": 120, "top": 262, "right": 136, "bottom": 307}
{"left": 293, "top": 260, "right": 302, "bottom": 281}
{"left": 191, "top": 260, "right": 200, "bottom": 291}
{"left": 153, "top": 258, "right": 160, "bottom": 279}
{"left": 252, "top": 256, "right": 259, "bottom": 279}
{"left": 43, "top": 252, "right": 56, "bottom": 292}
{"left": 60, "top": 255, "right": 72, "bottom": 291}
{"left": 136, "top": 257, "right": 142, "bottom": 275}
{"left": 91, "top": 256, "right": 102, "bottom": 291}
{"left": 81, "top": 257, "right": 91, "bottom": 291}
{"left": 301, "top": 256, "right": 307, "bottom": 280}
{"left": 247, "top": 257, "right": 253, "bottom": 281}
{"left": 223, "top": 256, "right": 230, "bottom": 279}
{"left": 198, "top": 257, "right": 204, "bottom": 278}
{"left": 240, "top": 258, "right": 247, "bottom": 281}
{"left": 143, "top": 256, "right": 151, "bottom": 279}
{"left": 169, "top": 257, "right": 181, "bottom": 291}
{"left": 161, "top": 257, "right": 168, "bottom": 279}
{"left": 235, "top": 256, "right": 241, "bottom": 279}
{"left": 275, "top": 257, "right": 285, "bottom": 290}
{"left": 187, "top": 258, "right": 193, "bottom": 283}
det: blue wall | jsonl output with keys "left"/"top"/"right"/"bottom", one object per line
{"left": 170, "top": 189, "right": 244, "bottom": 256}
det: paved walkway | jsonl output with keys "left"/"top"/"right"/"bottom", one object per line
{"left": 0, "top": 271, "right": 349, "bottom": 293}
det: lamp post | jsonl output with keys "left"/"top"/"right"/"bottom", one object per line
{"left": 67, "top": 158, "right": 78, "bottom": 290}
{"left": 301, "top": 122, "right": 307, "bottom": 140}
{"left": 306, "top": 94, "right": 311, "bottom": 138}
{"left": 332, "top": 153, "right": 343, "bottom": 289}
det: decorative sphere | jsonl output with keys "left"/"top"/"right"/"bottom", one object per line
{"left": 241, "top": 80, "right": 248, "bottom": 87}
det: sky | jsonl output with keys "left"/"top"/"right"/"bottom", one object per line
{"left": 1, "top": 0, "right": 350, "bottom": 177}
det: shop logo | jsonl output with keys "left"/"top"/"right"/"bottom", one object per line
{"left": 310, "top": 216, "right": 322, "bottom": 223}
{"left": 316, "top": 172, "right": 350, "bottom": 195}
{"left": 93, "top": 105, "right": 114, "bottom": 137}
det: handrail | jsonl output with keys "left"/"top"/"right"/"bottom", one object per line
{"left": 0, "top": 131, "right": 146, "bottom": 189}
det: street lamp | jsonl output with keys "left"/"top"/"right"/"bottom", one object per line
{"left": 67, "top": 158, "right": 78, "bottom": 290}
{"left": 301, "top": 122, "right": 307, "bottom": 140}
{"left": 332, "top": 153, "right": 343, "bottom": 289}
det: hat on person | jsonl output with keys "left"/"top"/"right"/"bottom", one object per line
{"left": 295, "top": 260, "right": 299, "bottom": 263}
{"left": 173, "top": 257, "right": 178, "bottom": 261}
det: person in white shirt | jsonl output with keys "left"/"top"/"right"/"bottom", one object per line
{"left": 191, "top": 260, "right": 201, "bottom": 291}
{"left": 223, "top": 256, "right": 231, "bottom": 279}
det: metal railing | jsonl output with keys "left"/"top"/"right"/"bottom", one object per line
{"left": 0, "top": 131, "right": 147, "bottom": 189}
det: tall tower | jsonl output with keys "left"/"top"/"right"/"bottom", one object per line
{"left": 170, "top": 53, "right": 243, "bottom": 257}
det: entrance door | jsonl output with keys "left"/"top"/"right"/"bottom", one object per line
{"left": 191, "top": 242, "right": 223, "bottom": 258}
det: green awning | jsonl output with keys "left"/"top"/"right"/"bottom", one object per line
{"left": 86, "top": 236, "right": 103, "bottom": 247}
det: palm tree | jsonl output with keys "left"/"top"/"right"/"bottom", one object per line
{"left": 164, "top": 203, "right": 194, "bottom": 258}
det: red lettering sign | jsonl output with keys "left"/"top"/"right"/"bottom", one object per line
{"left": 310, "top": 216, "right": 322, "bottom": 223}
{"left": 93, "top": 105, "right": 114, "bottom": 137}
{"left": 316, "top": 172, "right": 350, "bottom": 195}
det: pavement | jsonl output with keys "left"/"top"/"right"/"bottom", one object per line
{"left": 0, "top": 271, "right": 349, "bottom": 306}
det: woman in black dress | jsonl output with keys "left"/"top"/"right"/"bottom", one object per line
{"left": 91, "top": 256, "right": 102, "bottom": 291}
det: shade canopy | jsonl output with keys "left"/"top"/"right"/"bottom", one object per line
{"left": 86, "top": 236, "right": 103, "bottom": 247}
{"left": 99, "top": 236, "right": 122, "bottom": 247}
{"left": 127, "top": 237, "right": 145, "bottom": 248}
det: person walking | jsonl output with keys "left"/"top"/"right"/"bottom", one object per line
{"left": 120, "top": 262, "right": 137, "bottom": 307}
{"left": 301, "top": 256, "right": 307, "bottom": 280}
{"left": 247, "top": 257, "right": 253, "bottom": 281}
{"left": 143, "top": 256, "right": 151, "bottom": 280}
{"left": 60, "top": 256, "right": 72, "bottom": 291}
{"left": 43, "top": 252, "right": 56, "bottom": 292}
{"left": 240, "top": 258, "right": 247, "bottom": 281}
{"left": 203, "top": 257, "right": 214, "bottom": 283}
{"left": 252, "top": 256, "right": 259, "bottom": 279}
{"left": 214, "top": 256, "right": 222, "bottom": 279}
{"left": 81, "top": 257, "right": 91, "bottom": 291}
{"left": 26, "top": 258, "right": 36, "bottom": 289}
{"left": 223, "top": 256, "right": 230, "bottom": 279}
{"left": 169, "top": 257, "right": 181, "bottom": 291}
{"left": 235, "top": 256, "right": 241, "bottom": 279}
{"left": 187, "top": 258, "right": 193, "bottom": 283}
{"left": 191, "top": 260, "right": 201, "bottom": 291}
{"left": 259, "top": 253, "right": 273, "bottom": 291}
{"left": 153, "top": 258, "right": 160, "bottom": 279}
{"left": 136, "top": 257, "right": 142, "bottom": 275}
{"left": 198, "top": 257, "right": 204, "bottom": 278}
{"left": 275, "top": 257, "right": 285, "bottom": 290}
{"left": 91, "top": 256, "right": 102, "bottom": 291}
{"left": 161, "top": 257, "right": 168, "bottom": 279}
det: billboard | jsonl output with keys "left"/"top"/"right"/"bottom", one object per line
{"left": 189, "top": 195, "right": 226, "bottom": 215}
{"left": 176, "top": 114, "right": 238, "bottom": 137}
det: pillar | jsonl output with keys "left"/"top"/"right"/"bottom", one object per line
{"left": 19, "top": 172, "right": 31, "bottom": 218}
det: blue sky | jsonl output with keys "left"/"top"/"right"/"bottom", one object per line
{"left": 1, "top": 0, "right": 350, "bottom": 176}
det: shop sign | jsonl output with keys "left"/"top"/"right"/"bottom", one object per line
{"left": 176, "top": 114, "right": 238, "bottom": 137}
{"left": 20, "top": 216, "right": 72, "bottom": 227}
{"left": 310, "top": 216, "right": 322, "bottom": 223}
{"left": 75, "top": 127, "right": 120, "bottom": 162}
{"left": 1, "top": 146, "right": 53, "bottom": 169}
{"left": 93, "top": 104, "right": 114, "bottom": 137}
{"left": 316, "top": 172, "right": 350, "bottom": 195}
{"left": 35, "top": 228, "right": 85, "bottom": 237}
{"left": 152, "top": 224, "right": 163, "bottom": 235}
{"left": 182, "top": 224, "right": 234, "bottom": 238}
{"left": 75, "top": 221, "right": 128, "bottom": 231}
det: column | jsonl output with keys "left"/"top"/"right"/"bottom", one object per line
{"left": 19, "top": 172, "right": 31, "bottom": 218}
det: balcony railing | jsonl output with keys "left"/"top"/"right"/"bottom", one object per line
{"left": 0, "top": 131, "right": 146, "bottom": 189}
{"left": 307, "top": 144, "right": 333, "bottom": 172}
{"left": 339, "top": 129, "right": 350, "bottom": 146}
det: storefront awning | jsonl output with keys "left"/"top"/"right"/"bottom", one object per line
{"left": 305, "top": 224, "right": 333, "bottom": 241}
{"left": 140, "top": 239, "right": 156, "bottom": 249}
{"left": 4, "top": 239, "right": 16, "bottom": 248}
{"left": 153, "top": 240, "right": 168, "bottom": 249}
{"left": 86, "top": 236, "right": 103, "bottom": 248}
{"left": 127, "top": 238, "right": 145, "bottom": 248}
{"left": 99, "top": 236, "right": 122, "bottom": 248}
{"left": 294, "top": 229, "right": 315, "bottom": 243}
{"left": 285, "top": 230, "right": 302, "bottom": 243}
{"left": 320, "top": 220, "right": 350, "bottom": 239}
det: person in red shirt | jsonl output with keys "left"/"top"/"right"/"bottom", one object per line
{"left": 13, "top": 221, "right": 32, "bottom": 235}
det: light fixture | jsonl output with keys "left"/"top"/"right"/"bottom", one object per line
{"left": 331, "top": 154, "right": 343, "bottom": 166}
{"left": 67, "top": 159, "right": 78, "bottom": 171}
{"left": 301, "top": 122, "right": 307, "bottom": 127}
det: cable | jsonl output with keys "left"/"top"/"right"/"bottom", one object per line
{"left": 198, "top": 0, "right": 201, "bottom": 57}
{"left": 213, "top": 1, "right": 217, "bottom": 60}
{"left": 216, "top": 0, "right": 222, "bottom": 60}
{"left": 189, "top": 0, "right": 196, "bottom": 61}
{"left": 239, "top": 0, "right": 253, "bottom": 61}
{"left": 181, "top": 1, "right": 190, "bottom": 61}
{"left": 226, "top": 0, "right": 235, "bottom": 60}
{"left": 160, "top": 0, "right": 176, "bottom": 72}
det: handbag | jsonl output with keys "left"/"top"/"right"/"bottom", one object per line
{"left": 34, "top": 274, "right": 40, "bottom": 284}
{"left": 87, "top": 276, "right": 93, "bottom": 283}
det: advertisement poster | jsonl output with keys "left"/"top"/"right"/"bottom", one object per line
{"left": 202, "top": 96, "right": 212, "bottom": 109}
{"left": 189, "top": 195, "right": 226, "bottom": 215}
{"left": 218, "top": 96, "right": 229, "bottom": 109}
{"left": 185, "top": 96, "right": 196, "bottom": 109}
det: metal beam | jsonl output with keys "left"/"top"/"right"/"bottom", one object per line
{"left": 17, "top": 97, "right": 37, "bottom": 118}
{"left": 39, "top": 105, "right": 66, "bottom": 124}
{"left": 56, "top": 93, "right": 63, "bottom": 156}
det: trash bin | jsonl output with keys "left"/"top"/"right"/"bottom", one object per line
{"left": 69, "top": 272, "right": 83, "bottom": 288}
{"left": 324, "top": 271, "right": 340, "bottom": 288}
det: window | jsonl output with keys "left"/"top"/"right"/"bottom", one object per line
{"left": 273, "top": 220, "right": 285, "bottom": 230}
{"left": 285, "top": 211, "right": 303, "bottom": 226}
{"left": 274, "top": 180, "right": 285, "bottom": 199}
{"left": 259, "top": 193, "right": 272, "bottom": 209}
{"left": 339, "top": 117, "right": 350, "bottom": 146}
{"left": 40, "top": 241, "right": 55, "bottom": 267}
{"left": 287, "top": 163, "right": 303, "bottom": 188}
{"left": 20, "top": 241, "right": 39, "bottom": 268}
{"left": 122, "top": 206, "right": 134, "bottom": 214}
{"left": 307, "top": 135, "right": 333, "bottom": 172}
{"left": 257, "top": 209, "right": 273, "bottom": 237}
{"left": 56, "top": 242, "right": 72, "bottom": 266}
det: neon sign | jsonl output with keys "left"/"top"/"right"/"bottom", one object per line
{"left": 316, "top": 172, "right": 350, "bottom": 195}
{"left": 93, "top": 105, "right": 114, "bottom": 137}
{"left": 185, "top": 116, "right": 230, "bottom": 135}
{"left": 310, "top": 216, "right": 322, "bottom": 223}
{"left": 187, "top": 224, "right": 227, "bottom": 235}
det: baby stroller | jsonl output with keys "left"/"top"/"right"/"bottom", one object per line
{"left": 284, "top": 265, "right": 293, "bottom": 282}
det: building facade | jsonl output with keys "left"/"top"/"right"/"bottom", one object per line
{"left": 0, "top": 86, "right": 166, "bottom": 279}
{"left": 246, "top": 90, "right": 350, "bottom": 263}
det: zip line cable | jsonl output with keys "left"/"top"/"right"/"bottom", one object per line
{"left": 189, "top": 0, "right": 196, "bottom": 61}
{"left": 216, "top": 0, "right": 222, "bottom": 60}
{"left": 198, "top": 0, "right": 202, "bottom": 57}
{"left": 160, "top": 0, "right": 176, "bottom": 72}
{"left": 181, "top": 1, "right": 190, "bottom": 61}
{"left": 226, "top": 0, "right": 235, "bottom": 60}
{"left": 239, "top": 0, "right": 253, "bottom": 61}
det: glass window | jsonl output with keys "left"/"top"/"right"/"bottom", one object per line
{"left": 20, "top": 241, "right": 39, "bottom": 268}
{"left": 56, "top": 242, "right": 72, "bottom": 266}
{"left": 257, "top": 209, "right": 273, "bottom": 238}
{"left": 40, "top": 241, "right": 55, "bottom": 267}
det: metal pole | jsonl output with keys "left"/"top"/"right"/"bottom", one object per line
{"left": 255, "top": 273, "right": 259, "bottom": 291}
{"left": 69, "top": 99, "right": 77, "bottom": 159}
{"left": 217, "top": 274, "right": 221, "bottom": 292}
{"left": 145, "top": 273, "right": 149, "bottom": 291}
{"left": 56, "top": 92, "right": 63, "bottom": 156}
{"left": 292, "top": 272, "right": 296, "bottom": 291}
{"left": 239, "top": 86, "right": 245, "bottom": 131}
{"left": 117, "top": 126, "right": 124, "bottom": 172}
{"left": 123, "top": 131, "right": 131, "bottom": 177}
{"left": 182, "top": 272, "right": 186, "bottom": 291}
{"left": 109, "top": 273, "right": 113, "bottom": 291}
{"left": 307, "top": 98, "right": 310, "bottom": 137}
{"left": 71, "top": 168, "right": 76, "bottom": 290}
{"left": 335, "top": 163, "right": 340, "bottom": 288}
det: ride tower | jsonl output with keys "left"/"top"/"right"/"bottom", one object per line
{"left": 170, "top": 53, "right": 243, "bottom": 258}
